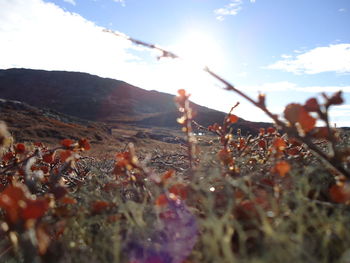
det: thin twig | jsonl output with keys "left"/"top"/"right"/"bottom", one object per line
{"left": 104, "top": 29, "right": 349, "bottom": 178}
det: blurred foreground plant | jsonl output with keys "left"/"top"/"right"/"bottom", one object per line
{"left": 105, "top": 28, "right": 350, "bottom": 186}
{"left": 0, "top": 30, "right": 350, "bottom": 263}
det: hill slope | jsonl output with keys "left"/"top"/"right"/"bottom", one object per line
{"left": 0, "top": 68, "right": 270, "bottom": 133}
{"left": 0, "top": 98, "right": 112, "bottom": 143}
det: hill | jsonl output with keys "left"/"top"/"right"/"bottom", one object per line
{"left": 0, "top": 98, "right": 111, "bottom": 144}
{"left": 0, "top": 68, "right": 270, "bottom": 134}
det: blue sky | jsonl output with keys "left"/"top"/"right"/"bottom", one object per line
{"left": 1, "top": 0, "right": 350, "bottom": 126}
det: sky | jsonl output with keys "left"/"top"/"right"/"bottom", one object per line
{"left": 1, "top": 0, "right": 350, "bottom": 126}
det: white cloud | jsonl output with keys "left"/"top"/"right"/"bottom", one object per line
{"left": 214, "top": 0, "right": 256, "bottom": 20}
{"left": 214, "top": 0, "right": 243, "bottom": 20}
{"left": 0, "top": 0, "right": 219, "bottom": 101}
{"left": 338, "top": 8, "right": 346, "bottom": 12}
{"left": 281, "top": 54, "right": 292, "bottom": 59}
{"left": 63, "top": 0, "right": 76, "bottom": 5}
{"left": 0, "top": 0, "right": 143, "bottom": 80}
{"left": 266, "top": 44, "right": 350, "bottom": 74}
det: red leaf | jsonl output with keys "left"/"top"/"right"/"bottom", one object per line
{"left": 267, "top": 127, "right": 276, "bottom": 134}
{"left": 227, "top": 114, "right": 238, "bottom": 124}
{"left": 0, "top": 184, "right": 49, "bottom": 223}
{"left": 155, "top": 194, "right": 168, "bottom": 207}
{"left": 59, "top": 196, "right": 77, "bottom": 205}
{"left": 304, "top": 98, "right": 319, "bottom": 112}
{"left": 60, "top": 150, "right": 72, "bottom": 162}
{"left": 284, "top": 103, "right": 316, "bottom": 132}
{"left": 169, "top": 184, "right": 187, "bottom": 200}
{"left": 78, "top": 138, "right": 91, "bottom": 151}
{"left": 36, "top": 224, "right": 51, "bottom": 255}
{"left": 42, "top": 153, "right": 55, "bottom": 164}
{"left": 274, "top": 161, "right": 291, "bottom": 177}
{"left": 298, "top": 109, "right": 316, "bottom": 133}
{"left": 329, "top": 184, "right": 350, "bottom": 203}
{"left": 15, "top": 143, "right": 26, "bottom": 154}
{"left": 2, "top": 152, "right": 14, "bottom": 162}
{"left": 258, "top": 139, "right": 266, "bottom": 149}
{"left": 91, "top": 201, "right": 111, "bottom": 214}
{"left": 161, "top": 169, "right": 175, "bottom": 184}
{"left": 327, "top": 91, "right": 344, "bottom": 106}
{"left": 61, "top": 139, "right": 73, "bottom": 149}
{"left": 177, "top": 89, "right": 186, "bottom": 97}
{"left": 284, "top": 103, "right": 303, "bottom": 124}
{"left": 0, "top": 184, "right": 27, "bottom": 223}
{"left": 22, "top": 199, "right": 49, "bottom": 220}
{"left": 287, "top": 147, "right": 300, "bottom": 156}
{"left": 273, "top": 138, "right": 287, "bottom": 151}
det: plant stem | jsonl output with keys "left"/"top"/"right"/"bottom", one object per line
{"left": 104, "top": 29, "right": 350, "bottom": 179}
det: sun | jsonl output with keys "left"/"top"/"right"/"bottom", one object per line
{"left": 170, "top": 30, "right": 225, "bottom": 69}
{"left": 150, "top": 30, "right": 225, "bottom": 100}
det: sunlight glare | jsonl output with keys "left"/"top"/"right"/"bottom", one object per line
{"left": 151, "top": 30, "right": 225, "bottom": 101}
{"left": 171, "top": 30, "right": 225, "bottom": 69}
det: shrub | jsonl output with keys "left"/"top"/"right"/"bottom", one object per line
{"left": 0, "top": 33, "right": 349, "bottom": 262}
